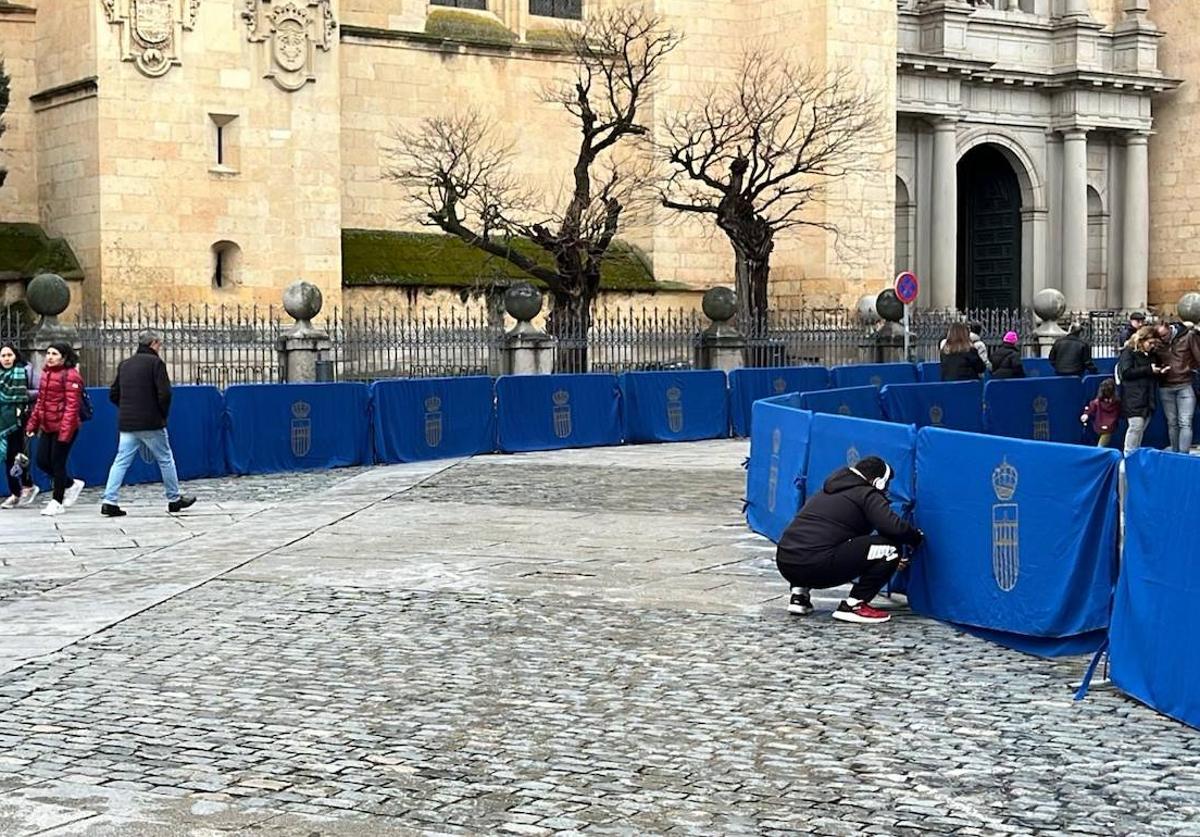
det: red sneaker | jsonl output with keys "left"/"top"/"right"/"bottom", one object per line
{"left": 832, "top": 601, "right": 891, "bottom": 625}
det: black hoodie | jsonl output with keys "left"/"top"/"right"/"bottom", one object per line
{"left": 777, "top": 467, "right": 922, "bottom": 561}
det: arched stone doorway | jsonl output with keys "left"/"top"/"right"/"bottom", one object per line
{"left": 957, "top": 144, "right": 1022, "bottom": 309}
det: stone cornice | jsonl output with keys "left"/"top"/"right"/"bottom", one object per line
{"left": 29, "top": 76, "right": 98, "bottom": 111}
{"left": 0, "top": 2, "right": 35, "bottom": 16}
{"left": 340, "top": 23, "right": 572, "bottom": 58}
{"left": 898, "top": 53, "right": 1180, "bottom": 94}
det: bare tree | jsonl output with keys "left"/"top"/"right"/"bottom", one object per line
{"left": 386, "top": 9, "right": 680, "bottom": 369}
{"left": 0, "top": 59, "right": 10, "bottom": 189}
{"left": 659, "top": 51, "right": 882, "bottom": 328}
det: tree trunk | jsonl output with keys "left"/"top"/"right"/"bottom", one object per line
{"left": 546, "top": 289, "right": 592, "bottom": 374}
{"left": 732, "top": 240, "right": 773, "bottom": 334}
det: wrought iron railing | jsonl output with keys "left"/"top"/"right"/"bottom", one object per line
{"left": 1, "top": 301, "right": 1138, "bottom": 386}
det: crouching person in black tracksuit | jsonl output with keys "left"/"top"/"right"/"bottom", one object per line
{"left": 776, "top": 456, "right": 924, "bottom": 625}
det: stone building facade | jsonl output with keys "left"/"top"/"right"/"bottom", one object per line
{"left": 0, "top": 0, "right": 1193, "bottom": 315}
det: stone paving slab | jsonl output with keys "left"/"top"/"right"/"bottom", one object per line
{"left": 0, "top": 440, "right": 1197, "bottom": 835}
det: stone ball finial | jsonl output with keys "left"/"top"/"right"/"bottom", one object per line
{"left": 856, "top": 294, "right": 880, "bottom": 324}
{"left": 1178, "top": 292, "right": 1200, "bottom": 324}
{"left": 1033, "top": 288, "right": 1067, "bottom": 322}
{"left": 283, "top": 280, "right": 323, "bottom": 323}
{"left": 26, "top": 273, "right": 70, "bottom": 318}
{"left": 504, "top": 282, "right": 543, "bottom": 322}
{"left": 702, "top": 287, "right": 737, "bottom": 323}
{"left": 875, "top": 289, "right": 904, "bottom": 323}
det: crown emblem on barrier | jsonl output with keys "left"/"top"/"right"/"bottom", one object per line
{"left": 771, "top": 428, "right": 782, "bottom": 454}
{"left": 992, "top": 457, "right": 1018, "bottom": 501}
{"left": 552, "top": 389, "right": 570, "bottom": 406}
{"left": 846, "top": 445, "right": 861, "bottom": 467}
{"left": 291, "top": 400, "right": 311, "bottom": 419}
{"left": 425, "top": 396, "right": 442, "bottom": 413}
{"left": 838, "top": 403, "right": 852, "bottom": 415}
{"left": 773, "top": 377, "right": 787, "bottom": 394}
{"left": 929, "top": 404, "right": 944, "bottom": 425}
{"left": 870, "top": 375, "right": 883, "bottom": 387}
{"left": 1033, "top": 395, "right": 1048, "bottom": 414}
{"left": 666, "top": 387, "right": 682, "bottom": 402}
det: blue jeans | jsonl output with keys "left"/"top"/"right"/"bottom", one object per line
{"left": 1160, "top": 384, "right": 1197, "bottom": 453}
{"left": 103, "top": 429, "right": 181, "bottom": 504}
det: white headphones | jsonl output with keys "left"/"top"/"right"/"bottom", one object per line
{"left": 851, "top": 463, "right": 892, "bottom": 492}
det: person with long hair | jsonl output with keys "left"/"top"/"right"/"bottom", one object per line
{"left": 0, "top": 343, "right": 37, "bottom": 509}
{"left": 24, "top": 343, "right": 86, "bottom": 516}
{"left": 939, "top": 322, "right": 986, "bottom": 381}
{"left": 1117, "top": 326, "right": 1167, "bottom": 456}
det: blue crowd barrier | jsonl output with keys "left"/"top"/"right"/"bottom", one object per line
{"left": 830, "top": 362, "right": 917, "bottom": 389}
{"left": 728, "top": 366, "right": 829, "bottom": 437}
{"left": 1094, "top": 356, "right": 1118, "bottom": 375}
{"left": 984, "top": 377, "right": 1085, "bottom": 444}
{"left": 880, "top": 381, "right": 984, "bottom": 433}
{"left": 371, "top": 376, "right": 496, "bottom": 463}
{"left": 1110, "top": 450, "right": 1200, "bottom": 730}
{"left": 15, "top": 386, "right": 227, "bottom": 494}
{"left": 918, "top": 362, "right": 942, "bottom": 383}
{"left": 1021, "top": 357, "right": 1055, "bottom": 377}
{"left": 798, "top": 386, "right": 884, "bottom": 421}
{"left": 621, "top": 370, "right": 728, "bottom": 443}
{"left": 804, "top": 413, "right": 917, "bottom": 518}
{"left": 497, "top": 373, "right": 623, "bottom": 453}
{"left": 908, "top": 428, "right": 1119, "bottom": 657}
{"left": 224, "top": 382, "right": 371, "bottom": 475}
{"left": 744, "top": 397, "right": 812, "bottom": 543}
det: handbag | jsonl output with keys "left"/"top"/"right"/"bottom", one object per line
{"left": 79, "top": 388, "right": 94, "bottom": 422}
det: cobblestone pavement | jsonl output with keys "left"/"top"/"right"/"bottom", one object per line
{"left": 0, "top": 441, "right": 1198, "bottom": 836}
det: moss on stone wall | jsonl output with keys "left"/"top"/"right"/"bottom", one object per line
{"left": 524, "top": 26, "right": 572, "bottom": 48}
{"left": 0, "top": 223, "right": 83, "bottom": 280}
{"left": 425, "top": 9, "right": 517, "bottom": 46}
{"left": 342, "top": 229, "right": 662, "bottom": 292}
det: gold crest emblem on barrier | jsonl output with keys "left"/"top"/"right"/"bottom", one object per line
{"left": 929, "top": 404, "right": 944, "bottom": 427}
{"left": 1032, "top": 395, "right": 1050, "bottom": 441}
{"left": 665, "top": 387, "right": 684, "bottom": 433}
{"left": 290, "top": 400, "right": 312, "bottom": 457}
{"left": 424, "top": 395, "right": 443, "bottom": 448}
{"left": 991, "top": 457, "right": 1020, "bottom": 592}
{"left": 767, "top": 428, "right": 783, "bottom": 513}
{"left": 552, "top": 389, "right": 572, "bottom": 439}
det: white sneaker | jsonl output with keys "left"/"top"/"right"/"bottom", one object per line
{"left": 0, "top": 495, "right": 16, "bottom": 510}
{"left": 16, "top": 486, "right": 39, "bottom": 508}
{"left": 62, "top": 479, "right": 85, "bottom": 508}
{"left": 41, "top": 500, "right": 64, "bottom": 517}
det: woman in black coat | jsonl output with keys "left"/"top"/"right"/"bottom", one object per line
{"left": 1118, "top": 326, "right": 1166, "bottom": 456}
{"left": 990, "top": 331, "right": 1025, "bottom": 380}
{"left": 940, "top": 323, "right": 986, "bottom": 382}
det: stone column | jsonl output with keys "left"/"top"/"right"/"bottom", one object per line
{"left": 696, "top": 288, "right": 745, "bottom": 372}
{"left": 1121, "top": 131, "right": 1150, "bottom": 311}
{"left": 502, "top": 283, "right": 556, "bottom": 375}
{"left": 278, "top": 281, "right": 332, "bottom": 383}
{"left": 1062, "top": 0, "right": 1091, "bottom": 18}
{"left": 931, "top": 119, "right": 958, "bottom": 310}
{"left": 19, "top": 273, "right": 81, "bottom": 384}
{"left": 1060, "top": 129, "right": 1089, "bottom": 311}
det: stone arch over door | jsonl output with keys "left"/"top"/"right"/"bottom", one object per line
{"left": 956, "top": 130, "right": 1046, "bottom": 308}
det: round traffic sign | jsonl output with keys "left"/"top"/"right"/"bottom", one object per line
{"left": 894, "top": 271, "right": 920, "bottom": 305}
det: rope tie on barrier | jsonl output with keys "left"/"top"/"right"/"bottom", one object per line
{"left": 1074, "top": 640, "right": 1110, "bottom": 701}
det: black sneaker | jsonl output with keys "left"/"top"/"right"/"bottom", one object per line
{"left": 100, "top": 503, "right": 127, "bottom": 518}
{"left": 787, "top": 588, "right": 814, "bottom": 616}
{"left": 167, "top": 495, "right": 196, "bottom": 513}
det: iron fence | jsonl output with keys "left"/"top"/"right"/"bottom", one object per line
{"left": 0, "top": 300, "right": 1142, "bottom": 385}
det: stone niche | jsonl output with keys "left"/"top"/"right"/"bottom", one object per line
{"left": 242, "top": 0, "right": 337, "bottom": 91}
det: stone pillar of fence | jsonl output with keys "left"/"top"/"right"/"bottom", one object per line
{"left": 20, "top": 273, "right": 81, "bottom": 383}
{"left": 873, "top": 289, "right": 908, "bottom": 363}
{"left": 278, "top": 281, "right": 332, "bottom": 383}
{"left": 503, "top": 283, "right": 555, "bottom": 375}
{"left": 1179, "top": 292, "right": 1200, "bottom": 325}
{"left": 697, "top": 288, "right": 744, "bottom": 372}
{"left": 1032, "top": 288, "right": 1068, "bottom": 359}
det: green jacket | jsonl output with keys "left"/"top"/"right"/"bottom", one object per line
{"left": 0, "top": 364, "right": 30, "bottom": 438}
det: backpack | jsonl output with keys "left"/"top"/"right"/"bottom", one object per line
{"left": 79, "top": 388, "right": 94, "bottom": 422}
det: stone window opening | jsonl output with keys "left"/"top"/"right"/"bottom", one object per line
{"left": 212, "top": 241, "right": 243, "bottom": 291}
{"left": 209, "top": 113, "right": 240, "bottom": 174}
{"left": 529, "top": 0, "right": 581, "bottom": 20}
{"left": 1087, "top": 187, "right": 1107, "bottom": 292}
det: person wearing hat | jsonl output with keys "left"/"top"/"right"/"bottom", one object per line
{"left": 1117, "top": 312, "right": 1146, "bottom": 350}
{"left": 776, "top": 456, "right": 924, "bottom": 625}
{"left": 990, "top": 331, "right": 1026, "bottom": 379}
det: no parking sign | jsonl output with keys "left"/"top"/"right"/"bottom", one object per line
{"left": 895, "top": 271, "right": 920, "bottom": 305}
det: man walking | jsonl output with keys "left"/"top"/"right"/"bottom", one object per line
{"left": 100, "top": 331, "right": 196, "bottom": 517}
{"left": 1049, "top": 323, "right": 1098, "bottom": 376}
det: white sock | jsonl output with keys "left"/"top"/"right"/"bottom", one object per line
{"left": 844, "top": 598, "right": 861, "bottom": 607}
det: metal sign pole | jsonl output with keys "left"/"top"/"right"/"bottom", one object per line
{"left": 904, "top": 303, "right": 911, "bottom": 362}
